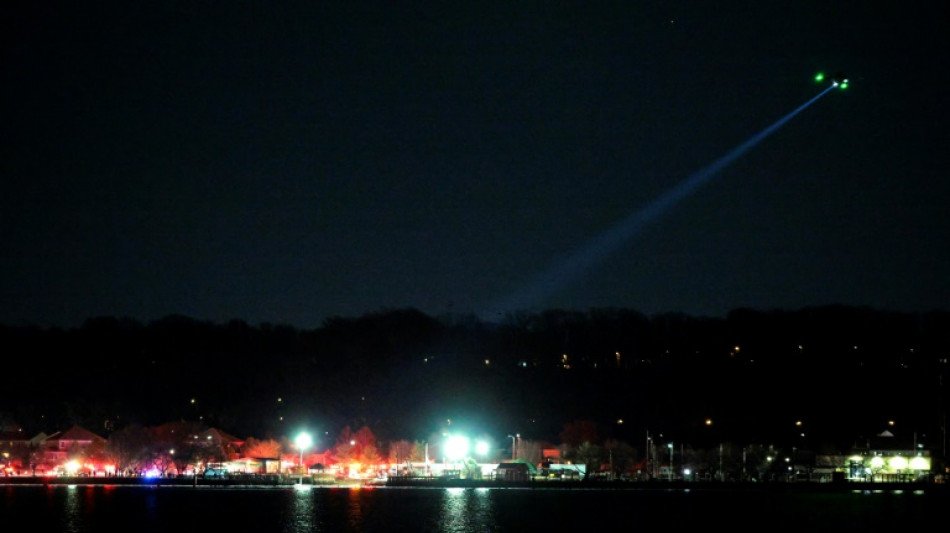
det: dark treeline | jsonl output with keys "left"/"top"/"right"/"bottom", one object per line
{"left": 2, "top": 305, "right": 948, "bottom": 455}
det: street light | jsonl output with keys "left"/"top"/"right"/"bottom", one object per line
{"left": 444, "top": 435, "right": 469, "bottom": 477}
{"left": 646, "top": 432, "right": 653, "bottom": 478}
{"left": 295, "top": 432, "right": 313, "bottom": 485}
{"left": 668, "top": 443, "right": 674, "bottom": 480}
{"left": 444, "top": 435, "right": 469, "bottom": 462}
{"left": 507, "top": 434, "right": 519, "bottom": 461}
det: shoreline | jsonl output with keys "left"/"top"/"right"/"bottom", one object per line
{"left": 1, "top": 476, "right": 944, "bottom": 493}
{"left": 0, "top": 475, "right": 352, "bottom": 488}
{"left": 384, "top": 477, "right": 944, "bottom": 493}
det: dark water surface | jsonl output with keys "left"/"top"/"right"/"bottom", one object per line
{"left": 0, "top": 484, "right": 939, "bottom": 532}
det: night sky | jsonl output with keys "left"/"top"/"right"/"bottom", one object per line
{"left": 3, "top": 2, "right": 948, "bottom": 330}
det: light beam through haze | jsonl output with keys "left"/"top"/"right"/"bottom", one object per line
{"left": 482, "top": 83, "right": 839, "bottom": 319}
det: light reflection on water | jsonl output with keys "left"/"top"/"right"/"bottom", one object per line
{"left": 61, "top": 485, "right": 82, "bottom": 533}
{"left": 345, "top": 487, "right": 366, "bottom": 531}
{"left": 2, "top": 484, "right": 941, "bottom": 533}
{"left": 280, "top": 486, "right": 500, "bottom": 532}
{"left": 437, "top": 487, "right": 495, "bottom": 533}
{"left": 285, "top": 485, "right": 318, "bottom": 533}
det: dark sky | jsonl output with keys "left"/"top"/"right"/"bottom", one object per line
{"left": 3, "top": 2, "right": 948, "bottom": 329}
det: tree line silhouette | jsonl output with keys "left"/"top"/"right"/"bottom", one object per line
{"left": 2, "top": 305, "right": 948, "bottom": 459}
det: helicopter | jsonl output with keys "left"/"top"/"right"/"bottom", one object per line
{"left": 814, "top": 71, "right": 848, "bottom": 89}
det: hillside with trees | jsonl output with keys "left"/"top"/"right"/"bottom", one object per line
{"left": 1, "top": 305, "right": 947, "bottom": 457}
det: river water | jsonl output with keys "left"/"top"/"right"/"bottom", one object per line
{"left": 0, "top": 484, "right": 938, "bottom": 532}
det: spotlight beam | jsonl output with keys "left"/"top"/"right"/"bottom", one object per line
{"left": 482, "top": 84, "right": 839, "bottom": 319}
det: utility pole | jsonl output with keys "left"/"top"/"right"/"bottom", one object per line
{"left": 645, "top": 431, "right": 651, "bottom": 479}
{"left": 609, "top": 447, "right": 613, "bottom": 479}
{"left": 742, "top": 447, "right": 747, "bottom": 481}
{"left": 668, "top": 442, "right": 674, "bottom": 480}
{"left": 719, "top": 443, "right": 723, "bottom": 481}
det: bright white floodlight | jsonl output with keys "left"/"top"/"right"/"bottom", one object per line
{"left": 295, "top": 432, "right": 313, "bottom": 484}
{"left": 444, "top": 435, "right": 470, "bottom": 461}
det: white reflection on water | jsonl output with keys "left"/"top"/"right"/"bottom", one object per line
{"left": 8, "top": 484, "right": 943, "bottom": 533}
{"left": 437, "top": 488, "right": 496, "bottom": 533}
{"left": 285, "top": 485, "right": 318, "bottom": 533}
{"left": 61, "top": 485, "right": 83, "bottom": 533}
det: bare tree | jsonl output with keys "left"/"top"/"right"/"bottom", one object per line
{"left": 107, "top": 424, "right": 151, "bottom": 474}
{"left": 387, "top": 439, "right": 412, "bottom": 464}
{"left": 517, "top": 439, "right": 543, "bottom": 464}
{"left": 362, "top": 444, "right": 381, "bottom": 467}
{"left": 150, "top": 446, "right": 177, "bottom": 476}
{"left": 243, "top": 437, "right": 283, "bottom": 459}
{"left": 568, "top": 441, "right": 602, "bottom": 480}
{"left": 604, "top": 439, "right": 636, "bottom": 479}
{"left": 410, "top": 440, "right": 428, "bottom": 463}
